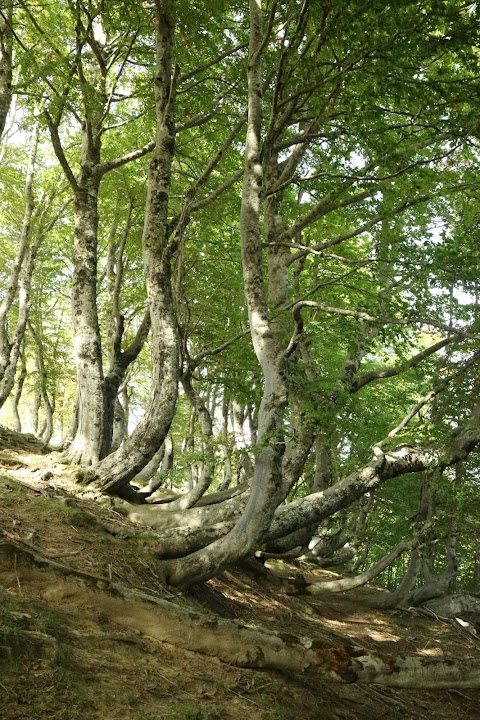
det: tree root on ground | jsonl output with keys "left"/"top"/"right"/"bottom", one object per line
{"left": 2, "top": 532, "right": 480, "bottom": 688}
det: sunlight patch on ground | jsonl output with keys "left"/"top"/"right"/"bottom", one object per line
{"left": 368, "top": 629, "right": 401, "bottom": 642}
{"left": 418, "top": 646, "right": 445, "bottom": 657}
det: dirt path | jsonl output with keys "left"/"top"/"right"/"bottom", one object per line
{"left": 0, "top": 443, "right": 479, "bottom": 719}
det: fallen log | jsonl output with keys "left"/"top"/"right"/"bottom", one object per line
{"left": 1, "top": 533, "right": 480, "bottom": 689}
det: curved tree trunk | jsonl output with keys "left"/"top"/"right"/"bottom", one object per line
{"left": 101, "top": 201, "right": 151, "bottom": 457}
{"left": 0, "top": 124, "right": 40, "bottom": 409}
{"left": 302, "top": 540, "right": 412, "bottom": 594}
{"left": 172, "top": 372, "right": 216, "bottom": 509}
{"left": 88, "top": 0, "right": 179, "bottom": 491}
{"left": 160, "top": 0, "right": 291, "bottom": 588}
{"left": 136, "top": 435, "right": 170, "bottom": 491}
{"left": 11, "top": 346, "right": 26, "bottom": 432}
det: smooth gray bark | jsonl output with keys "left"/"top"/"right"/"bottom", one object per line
{"left": 88, "top": 0, "right": 179, "bottom": 491}
{"left": 161, "top": 0, "right": 290, "bottom": 587}
{"left": 0, "top": 124, "right": 40, "bottom": 408}
{"left": 303, "top": 540, "right": 412, "bottom": 594}
{"left": 46, "top": 26, "right": 107, "bottom": 464}
{"left": 136, "top": 435, "right": 171, "bottom": 490}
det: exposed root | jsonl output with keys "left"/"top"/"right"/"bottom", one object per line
{"left": 3, "top": 531, "right": 480, "bottom": 688}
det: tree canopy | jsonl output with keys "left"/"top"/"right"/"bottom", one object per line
{"left": 1, "top": 0, "right": 480, "bottom": 621}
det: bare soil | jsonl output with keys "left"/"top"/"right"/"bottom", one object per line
{"left": 0, "top": 430, "right": 479, "bottom": 720}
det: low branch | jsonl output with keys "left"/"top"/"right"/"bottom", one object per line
{"left": 5, "top": 532, "right": 480, "bottom": 688}
{"left": 299, "top": 539, "right": 412, "bottom": 594}
{"left": 44, "top": 112, "right": 78, "bottom": 192}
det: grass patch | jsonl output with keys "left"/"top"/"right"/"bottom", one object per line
{"left": 163, "top": 703, "right": 223, "bottom": 720}
{"left": 28, "top": 495, "right": 73, "bottom": 521}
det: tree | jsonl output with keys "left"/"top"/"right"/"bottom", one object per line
{"left": 0, "top": 0, "right": 12, "bottom": 140}
{"left": 2, "top": 0, "right": 480, "bottom": 608}
{"left": 20, "top": 0, "right": 157, "bottom": 463}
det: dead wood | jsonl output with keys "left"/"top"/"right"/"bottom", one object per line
{"left": 2, "top": 531, "right": 480, "bottom": 688}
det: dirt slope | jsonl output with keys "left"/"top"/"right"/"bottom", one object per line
{"left": 0, "top": 434, "right": 479, "bottom": 720}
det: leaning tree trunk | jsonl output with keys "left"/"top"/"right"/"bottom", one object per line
{"left": 87, "top": 0, "right": 179, "bottom": 492}
{"left": 175, "top": 372, "right": 216, "bottom": 509}
{"left": 100, "top": 202, "right": 151, "bottom": 458}
{"left": 0, "top": 124, "right": 40, "bottom": 408}
{"left": 28, "top": 319, "right": 54, "bottom": 444}
{"left": 11, "top": 346, "right": 26, "bottom": 432}
{"left": 160, "top": 0, "right": 290, "bottom": 588}
{"left": 137, "top": 433, "right": 174, "bottom": 494}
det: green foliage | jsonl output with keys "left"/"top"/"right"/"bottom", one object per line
{"left": 2, "top": 0, "right": 480, "bottom": 593}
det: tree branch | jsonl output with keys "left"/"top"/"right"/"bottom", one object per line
{"left": 352, "top": 337, "right": 454, "bottom": 392}
{"left": 292, "top": 301, "right": 480, "bottom": 341}
{"left": 98, "top": 139, "right": 156, "bottom": 176}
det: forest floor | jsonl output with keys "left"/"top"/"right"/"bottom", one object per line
{"left": 0, "top": 428, "right": 479, "bottom": 720}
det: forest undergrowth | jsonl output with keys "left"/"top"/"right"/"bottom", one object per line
{"left": 0, "top": 429, "right": 479, "bottom": 720}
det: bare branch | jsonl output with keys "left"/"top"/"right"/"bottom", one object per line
{"left": 293, "top": 301, "right": 480, "bottom": 341}
{"left": 352, "top": 337, "right": 454, "bottom": 392}
{"left": 190, "top": 169, "right": 243, "bottom": 213}
{"left": 190, "top": 330, "right": 249, "bottom": 369}
{"left": 98, "top": 140, "right": 155, "bottom": 175}
{"left": 281, "top": 188, "right": 375, "bottom": 244}
{"left": 179, "top": 42, "right": 248, "bottom": 83}
{"left": 376, "top": 348, "right": 480, "bottom": 444}
{"left": 44, "top": 111, "right": 78, "bottom": 192}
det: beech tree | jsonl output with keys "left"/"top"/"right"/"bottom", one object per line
{"left": 2, "top": 0, "right": 480, "bottom": 609}
{"left": 0, "top": 0, "right": 12, "bottom": 140}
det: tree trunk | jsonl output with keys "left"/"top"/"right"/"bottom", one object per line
{"left": 67, "top": 174, "right": 104, "bottom": 464}
{"left": 0, "top": 124, "right": 40, "bottom": 409}
{"left": 10, "top": 346, "right": 26, "bottom": 432}
{"left": 177, "top": 372, "right": 215, "bottom": 508}
{"left": 28, "top": 319, "right": 55, "bottom": 445}
{"left": 45, "top": 8, "right": 154, "bottom": 465}
{"left": 100, "top": 202, "right": 151, "bottom": 457}
{"left": 88, "top": 0, "right": 179, "bottom": 491}
{"left": 137, "top": 433, "right": 174, "bottom": 495}
{"left": 114, "top": 490, "right": 247, "bottom": 534}
{"left": 160, "top": 0, "right": 290, "bottom": 588}
{"left": 218, "top": 395, "right": 232, "bottom": 491}
{"left": 0, "top": 1, "right": 12, "bottom": 140}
